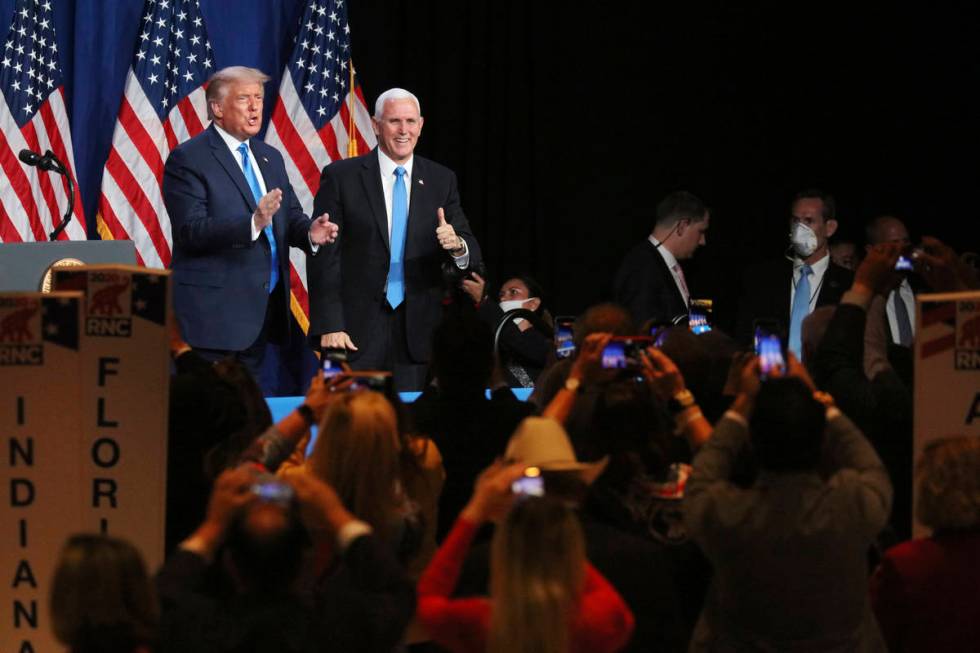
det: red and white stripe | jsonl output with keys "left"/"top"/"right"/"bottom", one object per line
{"left": 264, "top": 69, "right": 375, "bottom": 331}
{"left": 0, "top": 87, "right": 86, "bottom": 243}
{"left": 96, "top": 71, "right": 209, "bottom": 268}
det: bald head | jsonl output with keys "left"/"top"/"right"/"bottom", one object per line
{"left": 865, "top": 216, "right": 910, "bottom": 250}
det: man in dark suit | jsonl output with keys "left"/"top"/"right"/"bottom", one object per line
{"left": 308, "top": 88, "right": 481, "bottom": 390}
{"left": 735, "top": 189, "right": 853, "bottom": 352}
{"left": 613, "top": 191, "right": 710, "bottom": 327}
{"left": 163, "top": 66, "right": 337, "bottom": 382}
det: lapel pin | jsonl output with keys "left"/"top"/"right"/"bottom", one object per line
{"left": 418, "top": 178, "right": 424, "bottom": 185}
{"left": 262, "top": 156, "right": 268, "bottom": 163}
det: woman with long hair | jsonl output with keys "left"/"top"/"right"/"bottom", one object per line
{"left": 417, "top": 462, "right": 634, "bottom": 653}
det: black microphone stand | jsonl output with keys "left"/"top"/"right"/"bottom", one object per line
{"left": 41, "top": 150, "right": 75, "bottom": 241}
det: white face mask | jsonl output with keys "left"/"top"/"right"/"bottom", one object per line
{"left": 499, "top": 298, "right": 538, "bottom": 325}
{"left": 499, "top": 298, "right": 531, "bottom": 313}
{"left": 789, "top": 222, "right": 819, "bottom": 258}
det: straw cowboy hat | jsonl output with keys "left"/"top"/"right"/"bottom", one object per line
{"left": 504, "top": 417, "right": 609, "bottom": 485}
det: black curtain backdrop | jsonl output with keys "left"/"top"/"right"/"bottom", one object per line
{"left": 348, "top": 1, "right": 978, "bottom": 333}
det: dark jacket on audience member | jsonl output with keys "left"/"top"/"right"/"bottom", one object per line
{"left": 155, "top": 534, "right": 415, "bottom": 653}
{"left": 684, "top": 410, "right": 891, "bottom": 652}
{"left": 734, "top": 257, "right": 853, "bottom": 345}
{"left": 411, "top": 385, "right": 532, "bottom": 541}
{"left": 810, "top": 300, "right": 914, "bottom": 540}
{"left": 476, "top": 300, "right": 552, "bottom": 387}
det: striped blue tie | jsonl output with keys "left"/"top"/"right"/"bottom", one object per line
{"left": 386, "top": 166, "right": 408, "bottom": 308}
{"left": 238, "top": 142, "right": 278, "bottom": 293}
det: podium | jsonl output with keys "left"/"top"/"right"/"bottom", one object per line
{"left": 0, "top": 240, "right": 138, "bottom": 292}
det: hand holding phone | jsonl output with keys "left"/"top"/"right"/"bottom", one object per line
{"left": 554, "top": 315, "right": 576, "bottom": 359}
{"left": 754, "top": 320, "right": 786, "bottom": 379}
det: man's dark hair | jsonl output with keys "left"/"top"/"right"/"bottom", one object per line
{"left": 655, "top": 191, "right": 708, "bottom": 228}
{"left": 430, "top": 304, "right": 494, "bottom": 395}
{"left": 226, "top": 502, "right": 309, "bottom": 594}
{"left": 792, "top": 189, "right": 837, "bottom": 221}
{"left": 750, "top": 377, "right": 826, "bottom": 472}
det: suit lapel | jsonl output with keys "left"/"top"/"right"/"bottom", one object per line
{"left": 251, "top": 142, "right": 283, "bottom": 243}
{"left": 360, "top": 150, "right": 389, "bottom": 253}
{"left": 406, "top": 157, "right": 428, "bottom": 255}
{"left": 208, "top": 125, "right": 259, "bottom": 213}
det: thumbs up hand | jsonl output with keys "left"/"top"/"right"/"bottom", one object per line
{"left": 436, "top": 207, "right": 465, "bottom": 254}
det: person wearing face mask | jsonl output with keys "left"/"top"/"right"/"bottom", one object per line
{"left": 462, "top": 274, "right": 555, "bottom": 387}
{"left": 735, "top": 189, "right": 854, "bottom": 356}
{"left": 613, "top": 191, "right": 710, "bottom": 328}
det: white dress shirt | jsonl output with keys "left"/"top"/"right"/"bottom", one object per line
{"left": 886, "top": 278, "right": 916, "bottom": 343}
{"left": 648, "top": 235, "right": 690, "bottom": 307}
{"left": 213, "top": 124, "right": 268, "bottom": 242}
{"left": 377, "top": 148, "right": 468, "bottom": 267}
{"left": 790, "top": 252, "right": 830, "bottom": 312}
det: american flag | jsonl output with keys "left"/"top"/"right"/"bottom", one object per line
{"left": 96, "top": 0, "right": 213, "bottom": 268}
{"left": 0, "top": 0, "right": 86, "bottom": 242}
{"left": 264, "top": 0, "right": 375, "bottom": 332}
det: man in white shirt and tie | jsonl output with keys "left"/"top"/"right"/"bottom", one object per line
{"left": 613, "top": 191, "right": 710, "bottom": 328}
{"left": 735, "top": 189, "right": 854, "bottom": 352}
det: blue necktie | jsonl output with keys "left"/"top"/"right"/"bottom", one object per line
{"left": 892, "top": 289, "right": 913, "bottom": 346}
{"left": 789, "top": 263, "right": 812, "bottom": 358}
{"left": 238, "top": 142, "right": 278, "bottom": 293}
{"left": 386, "top": 166, "right": 408, "bottom": 308}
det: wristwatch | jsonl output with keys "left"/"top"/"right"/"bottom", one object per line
{"left": 667, "top": 389, "right": 695, "bottom": 415}
{"left": 563, "top": 377, "right": 583, "bottom": 394}
{"left": 296, "top": 403, "right": 316, "bottom": 426}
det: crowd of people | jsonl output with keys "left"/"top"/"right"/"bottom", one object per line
{"left": 44, "top": 67, "right": 980, "bottom": 653}
{"left": 48, "top": 214, "right": 980, "bottom": 652}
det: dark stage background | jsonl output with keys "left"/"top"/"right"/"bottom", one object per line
{"left": 5, "top": 0, "right": 977, "bottom": 358}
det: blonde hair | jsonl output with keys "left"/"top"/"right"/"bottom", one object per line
{"left": 916, "top": 436, "right": 980, "bottom": 531}
{"left": 307, "top": 391, "right": 402, "bottom": 538}
{"left": 205, "top": 66, "right": 271, "bottom": 120}
{"left": 488, "top": 497, "right": 586, "bottom": 653}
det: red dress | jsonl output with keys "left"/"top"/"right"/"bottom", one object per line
{"left": 417, "top": 516, "right": 635, "bottom": 653}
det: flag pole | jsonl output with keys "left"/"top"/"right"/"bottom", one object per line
{"left": 347, "top": 60, "right": 358, "bottom": 157}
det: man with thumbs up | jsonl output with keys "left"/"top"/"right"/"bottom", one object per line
{"left": 308, "top": 88, "right": 482, "bottom": 390}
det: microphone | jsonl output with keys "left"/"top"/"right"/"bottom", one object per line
{"left": 19, "top": 148, "right": 75, "bottom": 240}
{"left": 18, "top": 148, "right": 43, "bottom": 166}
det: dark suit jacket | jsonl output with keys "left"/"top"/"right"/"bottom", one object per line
{"left": 734, "top": 256, "right": 853, "bottom": 344}
{"left": 155, "top": 534, "right": 416, "bottom": 653}
{"left": 163, "top": 124, "right": 313, "bottom": 351}
{"left": 307, "top": 149, "right": 481, "bottom": 363}
{"left": 613, "top": 240, "right": 689, "bottom": 327}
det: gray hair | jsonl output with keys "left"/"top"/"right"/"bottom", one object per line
{"left": 206, "top": 66, "right": 271, "bottom": 120}
{"left": 373, "top": 88, "right": 421, "bottom": 119}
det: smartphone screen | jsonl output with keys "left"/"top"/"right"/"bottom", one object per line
{"left": 322, "top": 347, "right": 347, "bottom": 379}
{"left": 689, "top": 299, "right": 713, "bottom": 335}
{"left": 650, "top": 324, "right": 670, "bottom": 348}
{"left": 755, "top": 325, "right": 786, "bottom": 378}
{"left": 895, "top": 255, "right": 913, "bottom": 271}
{"left": 601, "top": 340, "right": 627, "bottom": 369}
{"left": 555, "top": 316, "right": 576, "bottom": 359}
{"left": 252, "top": 481, "right": 294, "bottom": 504}
{"left": 511, "top": 467, "right": 545, "bottom": 497}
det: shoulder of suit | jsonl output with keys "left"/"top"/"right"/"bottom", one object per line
{"left": 322, "top": 152, "right": 372, "bottom": 176}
